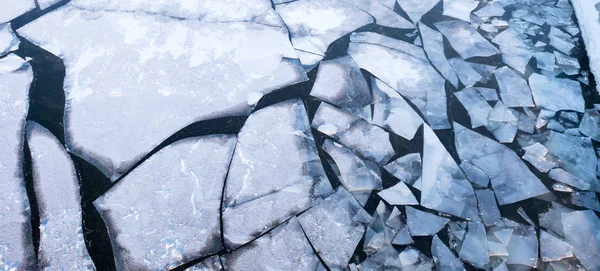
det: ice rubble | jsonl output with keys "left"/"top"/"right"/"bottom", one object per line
{"left": 298, "top": 187, "right": 371, "bottom": 269}
{"left": 454, "top": 123, "right": 549, "bottom": 205}
{"left": 223, "top": 100, "right": 332, "bottom": 249}
{"left": 421, "top": 125, "right": 479, "bottom": 220}
{"left": 94, "top": 135, "right": 236, "bottom": 270}
{"left": 222, "top": 217, "right": 321, "bottom": 271}
{"left": 434, "top": 20, "right": 500, "bottom": 59}
{"left": 492, "top": 28, "right": 533, "bottom": 74}
{"left": 348, "top": 34, "right": 449, "bottom": 129}
{"left": 0, "top": 0, "right": 35, "bottom": 23}
{"left": 18, "top": 1, "right": 307, "bottom": 180}
{"left": 0, "top": 23, "right": 19, "bottom": 57}
{"left": 26, "top": 122, "right": 94, "bottom": 270}
{"left": 0, "top": 54, "right": 34, "bottom": 271}
{"left": 363, "top": 203, "right": 407, "bottom": 255}
{"left": 572, "top": 0, "right": 600, "bottom": 94}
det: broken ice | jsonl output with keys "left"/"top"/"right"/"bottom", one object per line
{"left": 0, "top": 23, "right": 19, "bottom": 57}
{"left": 529, "top": 73, "right": 585, "bottom": 112}
{"left": 434, "top": 20, "right": 500, "bottom": 59}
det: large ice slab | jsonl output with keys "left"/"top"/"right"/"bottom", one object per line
{"left": 223, "top": 99, "right": 332, "bottom": 249}
{"left": 223, "top": 217, "right": 321, "bottom": 271}
{"left": 418, "top": 23, "right": 459, "bottom": 87}
{"left": 561, "top": 210, "right": 600, "bottom": 270}
{"left": 434, "top": 20, "right": 500, "bottom": 59}
{"left": 528, "top": 73, "right": 585, "bottom": 112}
{"left": 0, "top": 54, "right": 34, "bottom": 271}
{"left": 572, "top": 0, "right": 600, "bottom": 94}
{"left": 95, "top": 135, "right": 236, "bottom": 270}
{"left": 18, "top": 3, "right": 307, "bottom": 179}
{"left": 397, "top": 0, "right": 440, "bottom": 23}
{"left": 348, "top": 37, "right": 449, "bottom": 129}
{"left": 454, "top": 123, "right": 549, "bottom": 205}
{"left": 0, "top": 0, "right": 36, "bottom": 23}
{"left": 26, "top": 122, "right": 94, "bottom": 270}
{"left": 493, "top": 66, "right": 534, "bottom": 108}
{"left": 298, "top": 187, "right": 371, "bottom": 269}
{"left": 0, "top": 23, "right": 19, "bottom": 57}
{"left": 421, "top": 125, "right": 479, "bottom": 220}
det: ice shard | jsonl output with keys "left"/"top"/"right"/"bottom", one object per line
{"left": 188, "top": 256, "right": 223, "bottom": 271}
{"left": 298, "top": 187, "right": 371, "bottom": 269}
{"left": 474, "top": 3, "right": 505, "bottom": 18}
{"left": 505, "top": 223, "right": 538, "bottom": 267}
{"left": 493, "top": 66, "right": 534, "bottom": 108}
{"left": 341, "top": 0, "right": 414, "bottom": 29}
{"left": 540, "top": 231, "right": 573, "bottom": 262}
{"left": 528, "top": 73, "right": 585, "bottom": 112}
{"left": 364, "top": 202, "right": 403, "bottom": 255}
{"left": 223, "top": 217, "right": 321, "bottom": 271}
{"left": 431, "top": 235, "right": 465, "bottom": 271}
{"left": 0, "top": 54, "right": 34, "bottom": 271}
{"left": 491, "top": 28, "right": 533, "bottom": 74}
{"left": 223, "top": 100, "right": 332, "bottom": 249}
{"left": 405, "top": 207, "right": 449, "bottom": 236}
{"left": 454, "top": 87, "right": 493, "bottom": 128}
{"left": 0, "top": 23, "right": 19, "bottom": 57}
{"left": 399, "top": 247, "right": 434, "bottom": 271}
{"left": 310, "top": 56, "right": 372, "bottom": 118}
{"left": 475, "top": 189, "right": 502, "bottom": 227}
{"left": 384, "top": 153, "right": 422, "bottom": 186}
{"left": 459, "top": 222, "right": 489, "bottom": 269}
{"left": 26, "top": 122, "right": 94, "bottom": 270}
{"left": 521, "top": 143, "right": 558, "bottom": 173}
{"left": 350, "top": 32, "right": 428, "bottom": 61}
{"left": 357, "top": 245, "right": 403, "bottom": 270}
{"left": 448, "top": 57, "right": 483, "bottom": 87}
{"left": 275, "top": 0, "right": 373, "bottom": 66}
{"left": 454, "top": 123, "right": 549, "bottom": 205}
{"left": 442, "top": 0, "right": 479, "bottom": 22}
{"left": 348, "top": 32, "right": 450, "bottom": 129}
{"left": 434, "top": 20, "right": 500, "bottom": 59}
{"left": 579, "top": 108, "right": 600, "bottom": 141}
{"left": 322, "top": 139, "right": 382, "bottom": 194}
{"left": 572, "top": 0, "right": 600, "bottom": 94}
{"left": 0, "top": 0, "right": 35, "bottom": 23}
{"left": 397, "top": 0, "right": 440, "bottom": 23}
{"left": 95, "top": 135, "right": 236, "bottom": 270}
{"left": 486, "top": 101, "right": 519, "bottom": 143}
{"left": 371, "top": 77, "right": 424, "bottom": 140}
{"left": 422, "top": 125, "right": 479, "bottom": 220}
{"left": 18, "top": 2, "right": 307, "bottom": 179}
{"left": 378, "top": 181, "right": 418, "bottom": 205}
{"left": 461, "top": 161, "right": 490, "bottom": 187}
{"left": 418, "top": 23, "right": 459, "bottom": 87}
{"left": 561, "top": 210, "right": 600, "bottom": 270}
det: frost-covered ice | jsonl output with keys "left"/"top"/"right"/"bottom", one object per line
{"left": 0, "top": 0, "right": 35, "bottom": 23}
{"left": 187, "top": 256, "right": 222, "bottom": 271}
{"left": 0, "top": 54, "right": 34, "bottom": 271}
{"left": 322, "top": 139, "right": 382, "bottom": 194}
{"left": 434, "top": 20, "right": 500, "bottom": 59}
{"left": 522, "top": 143, "right": 558, "bottom": 173}
{"left": 442, "top": 0, "right": 479, "bottom": 22}
{"left": 493, "top": 66, "right": 534, "bottom": 108}
{"left": 397, "top": 0, "right": 440, "bottom": 23}
{"left": 223, "top": 100, "right": 332, "bottom": 249}
{"left": 529, "top": 73, "right": 585, "bottom": 112}
{"left": 348, "top": 33, "right": 450, "bottom": 129}
{"left": 405, "top": 207, "right": 449, "bottom": 236}
{"left": 18, "top": 2, "right": 307, "bottom": 179}
{"left": 223, "top": 217, "right": 321, "bottom": 271}
{"left": 364, "top": 203, "right": 405, "bottom": 255}
{"left": 274, "top": 0, "right": 373, "bottom": 66}
{"left": 431, "top": 235, "right": 465, "bottom": 271}
{"left": 341, "top": 0, "right": 414, "bottom": 29}
{"left": 298, "top": 188, "right": 371, "bottom": 269}
{"left": 454, "top": 87, "right": 493, "bottom": 128}
{"left": 26, "top": 122, "right": 94, "bottom": 270}
{"left": 95, "top": 135, "right": 235, "bottom": 270}
{"left": 421, "top": 125, "right": 479, "bottom": 220}
{"left": 378, "top": 181, "right": 418, "bottom": 205}
{"left": 418, "top": 23, "right": 459, "bottom": 87}
{"left": 561, "top": 210, "right": 600, "bottom": 270}
{"left": 0, "top": 23, "right": 19, "bottom": 57}
{"left": 572, "top": 0, "right": 600, "bottom": 94}
{"left": 454, "top": 123, "right": 549, "bottom": 205}
{"left": 399, "top": 247, "right": 434, "bottom": 271}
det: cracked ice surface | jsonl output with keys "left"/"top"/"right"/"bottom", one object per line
{"left": 0, "top": 0, "right": 35, "bottom": 23}
{"left": 0, "top": 55, "right": 34, "bottom": 271}
{"left": 434, "top": 20, "right": 500, "bottom": 59}
{"left": 222, "top": 99, "right": 332, "bottom": 249}
{"left": 26, "top": 122, "right": 94, "bottom": 270}
{"left": 572, "top": 0, "right": 600, "bottom": 94}
{"left": 17, "top": 1, "right": 307, "bottom": 179}
{"left": 94, "top": 135, "right": 236, "bottom": 270}
{"left": 0, "top": 23, "right": 19, "bottom": 57}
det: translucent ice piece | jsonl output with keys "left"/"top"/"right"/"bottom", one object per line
{"left": 579, "top": 108, "right": 600, "bottom": 141}
{"left": 341, "top": 0, "right": 414, "bottom": 29}
{"left": 522, "top": 142, "right": 558, "bottom": 173}
{"left": 422, "top": 125, "right": 479, "bottom": 220}
{"left": 474, "top": 3, "right": 505, "bottom": 17}
{"left": 454, "top": 87, "right": 493, "bottom": 128}
{"left": 322, "top": 139, "right": 382, "bottom": 193}
{"left": 364, "top": 202, "right": 401, "bottom": 255}
{"left": 310, "top": 56, "right": 372, "bottom": 117}
{"left": 454, "top": 123, "right": 549, "bottom": 205}
{"left": 406, "top": 207, "right": 449, "bottom": 236}
{"left": 448, "top": 58, "right": 483, "bottom": 87}
{"left": 431, "top": 235, "right": 465, "bottom": 271}
{"left": 487, "top": 101, "right": 519, "bottom": 143}
{"left": 378, "top": 181, "right": 418, "bottom": 205}
{"left": 505, "top": 223, "right": 538, "bottom": 267}
{"left": 549, "top": 168, "right": 591, "bottom": 191}
{"left": 492, "top": 29, "right": 533, "bottom": 74}
{"left": 397, "top": 0, "right": 440, "bottom": 23}
{"left": 475, "top": 189, "right": 502, "bottom": 226}
{"left": 95, "top": 135, "right": 236, "bottom": 270}
{"left": 571, "top": 191, "right": 600, "bottom": 211}
{"left": 18, "top": 5, "right": 307, "bottom": 179}
{"left": 371, "top": 77, "right": 424, "bottom": 140}
{"left": 418, "top": 23, "right": 459, "bottom": 87}
{"left": 534, "top": 52, "right": 556, "bottom": 71}
{"left": 572, "top": 0, "right": 600, "bottom": 94}
{"left": 442, "top": 0, "right": 479, "bottom": 22}
{"left": 312, "top": 102, "right": 359, "bottom": 138}
{"left": 223, "top": 217, "right": 321, "bottom": 271}
{"left": 0, "top": 54, "right": 34, "bottom": 271}
{"left": 474, "top": 87, "right": 498, "bottom": 101}
{"left": 459, "top": 222, "right": 489, "bottom": 268}
{"left": 357, "top": 245, "right": 402, "bottom": 270}
{"left": 0, "top": 23, "right": 19, "bottom": 57}
{"left": 26, "top": 122, "right": 94, "bottom": 270}
{"left": 493, "top": 66, "right": 535, "bottom": 107}
{"left": 0, "top": 0, "right": 35, "bottom": 23}
{"left": 528, "top": 73, "right": 585, "bottom": 112}
{"left": 188, "top": 256, "right": 223, "bottom": 271}
{"left": 561, "top": 210, "right": 600, "bottom": 270}
{"left": 350, "top": 32, "right": 428, "bottom": 61}
{"left": 223, "top": 100, "right": 332, "bottom": 249}
{"left": 298, "top": 187, "right": 371, "bottom": 269}
{"left": 554, "top": 51, "right": 580, "bottom": 76}
{"left": 434, "top": 20, "right": 500, "bottom": 59}
{"left": 461, "top": 161, "right": 490, "bottom": 187}
{"left": 399, "top": 247, "right": 434, "bottom": 271}
{"left": 384, "top": 153, "right": 422, "bottom": 185}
